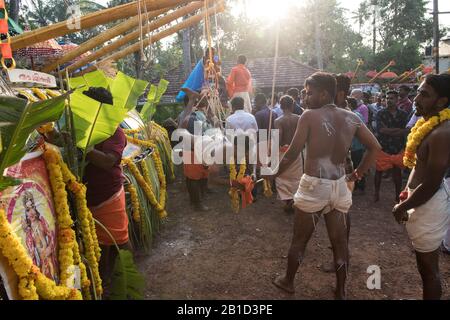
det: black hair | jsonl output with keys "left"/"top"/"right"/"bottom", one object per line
{"left": 398, "top": 85, "right": 411, "bottom": 93}
{"left": 183, "top": 94, "right": 189, "bottom": 107}
{"left": 254, "top": 93, "right": 267, "bottom": 106}
{"left": 231, "top": 96, "right": 245, "bottom": 110}
{"left": 304, "top": 72, "right": 337, "bottom": 100}
{"left": 237, "top": 55, "right": 247, "bottom": 65}
{"left": 280, "top": 95, "right": 294, "bottom": 110}
{"left": 424, "top": 74, "right": 450, "bottom": 107}
{"left": 335, "top": 74, "right": 351, "bottom": 96}
{"left": 347, "top": 97, "right": 358, "bottom": 110}
{"left": 287, "top": 88, "right": 299, "bottom": 98}
{"left": 83, "top": 87, "right": 113, "bottom": 104}
{"left": 386, "top": 90, "right": 399, "bottom": 96}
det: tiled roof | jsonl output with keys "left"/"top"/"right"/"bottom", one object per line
{"left": 156, "top": 56, "right": 318, "bottom": 96}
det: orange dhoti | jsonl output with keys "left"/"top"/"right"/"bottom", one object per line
{"left": 183, "top": 150, "right": 209, "bottom": 180}
{"left": 376, "top": 150, "right": 405, "bottom": 172}
{"left": 89, "top": 187, "right": 129, "bottom": 246}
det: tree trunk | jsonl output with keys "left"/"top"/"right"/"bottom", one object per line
{"left": 182, "top": 27, "right": 192, "bottom": 78}
{"left": 9, "top": 0, "right": 21, "bottom": 23}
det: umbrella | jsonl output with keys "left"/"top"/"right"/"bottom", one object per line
{"left": 379, "top": 71, "right": 398, "bottom": 79}
{"left": 15, "top": 39, "right": 63, "bottom": 70}
{"left": 365, "top": 70, "right": 378, "bottom": 78}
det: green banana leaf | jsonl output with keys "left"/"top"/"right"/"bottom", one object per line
{"left": 111, "top": 72, "right": 148, "bottom": 111}
{"left": 69, "top": 70, "right": 148, "bottom": 150}
{"left": 0, "top": 94, "right": 68, "bottom": 190}
{"left": 140, "top": 79, "right": 169, "bottom": 122}
{"left": 109, "top": 249, "right": 145, "bottom": 300}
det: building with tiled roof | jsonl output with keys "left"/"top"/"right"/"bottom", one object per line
{"left": 156, "top": 56, "right": 318, "bottom": 102}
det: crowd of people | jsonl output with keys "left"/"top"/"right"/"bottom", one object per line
{"left": 169, "top": 52, "right": 450, "bottom": 300}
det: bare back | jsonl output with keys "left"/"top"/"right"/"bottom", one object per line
{"left": 275, "top": 113, "right": 300, "bottom": 147}
{"left": 303, "top": 105, "right": 362, "bottom": 179}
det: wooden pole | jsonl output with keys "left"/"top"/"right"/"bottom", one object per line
{"left": 11, "top": 0, "right": 193, "bottom": 50}
{"left": 64, "top": 1, "right": 208, "bottom": 74}
{"left": 40, "top": 7, "right": 168, "bottom": 73}
{"left": 42, "top": 1, "right": 205, "bottom": 73}
{"left": 368, "top": 60, "right": 395, "bottom": 83}
{"left": 71, "top": 1, "right": 225, "bottom": 75}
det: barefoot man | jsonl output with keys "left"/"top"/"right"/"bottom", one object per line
{"left": 268, "top": 72, "right": 381, "bottom": 299}
{"left": 392, "top": 74, "right": 450, "bottom": 300}
{"left": 274, "top": 95, "right": 302, "bottom": 213}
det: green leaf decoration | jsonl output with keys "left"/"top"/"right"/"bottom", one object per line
{"left": 69, "top": 71, "right": 148, "bottom": 150}
{"left": 140, "top": 79, "right": 169, "bottom": 121}
{"left": 111, "top": 72, "right": 148, "bottom": 111}
{"left": 0, "top": 94, "right": 67, "bottom": 190}
{"left": 109, "top": 249, "right": 145, "bottom": 300}
{"left": 0, "top": 176, "right": 21, "bottom": 190}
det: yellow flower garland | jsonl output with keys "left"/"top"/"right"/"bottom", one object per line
{"left": 229, "top": 160, "right": 246, "bottom": 214}
{"left": 404, "top": 108, "right": 450, "bottom": 168}
{"left": 44, "top": 146, "right": 102, "bottom": 297}
{"left": 123, "top": 158, "right": 167, "bottom": 219}
{"left": 123, "top": 136, "right": 168, "bottom": 219}
{"left": 0, "top": 209, "right": 82, "bottom": 300}
{"left": 263, "top": 179, "right": 273, "bottom": 197}
{"left": 126, "top": 184, "right": 141, "bottom": 223}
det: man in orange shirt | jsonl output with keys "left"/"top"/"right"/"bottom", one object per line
{"left": 227, "top": 55, "right": 253, "bottom": 113}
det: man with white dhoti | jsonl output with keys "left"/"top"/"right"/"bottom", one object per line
{"left": 392, "top": 74, "right": 450, "bottom": 300}
{"left": 227, "top": 55, "right": 253, "bottom": 113}
{"left": 274, "top": 96, "right": 303, "bottom": 212}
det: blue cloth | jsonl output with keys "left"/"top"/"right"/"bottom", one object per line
{"left": 351, "top": 111, "right": 365, "bottom": 151}
{"left": 176, "top": 60, "right": 205, "bottom": 102}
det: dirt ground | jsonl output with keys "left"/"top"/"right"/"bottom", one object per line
{"left": 136, "top": 168, "right": 450, "bottom": 300}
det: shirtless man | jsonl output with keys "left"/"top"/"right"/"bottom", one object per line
{"left": 269, "top": 72, "right": 381, "bottom": 299}
{"left": 274, "top": 95, "right": 301, "bottom": 212}
{"left": 392, "top": 74, "right": 450, "bottom": 300}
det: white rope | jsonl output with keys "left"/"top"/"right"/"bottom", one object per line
{"left": 137, "top": 0, "right": 144, "bottom": 61}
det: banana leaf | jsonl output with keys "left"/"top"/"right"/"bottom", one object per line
{"left": 69, "top": 71, "right": 148, "bottom": 150}
{"left": 111, "top": 72, "right": 148, "bottom": 111}
{"left": 140, "top": 79, "right": 169, "bottom": 122}
{"left": 0, "top": 94, "right": 68, "bottom": 190}
{"left": 109, "top": 249, "right": 145, "bottom": 300}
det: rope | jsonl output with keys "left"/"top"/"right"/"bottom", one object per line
{"left": 137, "top": 0, "right": 144, "bottom": 62}
{"left": 213, "top": 3, "right": 221, "bottom": 61}
{"left": 267, "top": 23, "right": 280, "bottom": 150}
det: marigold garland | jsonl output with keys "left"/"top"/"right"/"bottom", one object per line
{"left": 126, "top": 183, "right": 141, "bottom": 223}
{"left": 229, "top": 160, "right": 246, "bottom": 214}
{"left": 123, "top": 158, "right": 167, "bottom": 219}
{"left": 263, "top": 179, "right": 273, "bottom": 197}
{"left": 44, "top": 146, "right": 102, "bottom": 297}
{"left": 403, "top": 108, "right": 450, "bottom": 168}
{"left": 42, "top": 147, "right": 76, "bottom": 289}
{"left": 123, "top": 136, "right": 168, "bottom": 219}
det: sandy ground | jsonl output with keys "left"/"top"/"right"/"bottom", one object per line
{"left": 136, "top": 169, "right": 450, "bottom": 300}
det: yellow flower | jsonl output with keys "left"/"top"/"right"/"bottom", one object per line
{"left": 126, "top": 184, "right": 141, "bottom": 223}
{"left": 404, "top": 108, "right": 450, "bottom": 168}
{"left": 229, "top": 160, "right": 247, "bottom": 213}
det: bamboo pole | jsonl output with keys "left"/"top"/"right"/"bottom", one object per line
{"left": 11, "top": 0, "right": 193, "bottom": 50}
{"left": 397, "top": 64, "right": 424, "bottom": 83}
{"left": 64, "top": 1, "right": 208, "bottom": 74}
{"left": 368, "top": 60, "right": 395, "bottom": 83}
{"left": 71, "top": 1, "right": 225, "bottom": 75}
{"left": 40, "top": 7, "right": 169, "bottom": 73}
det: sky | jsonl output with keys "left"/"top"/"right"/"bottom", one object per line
{"left": 23, "top": 0, "right": 450, "bottom": 29}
